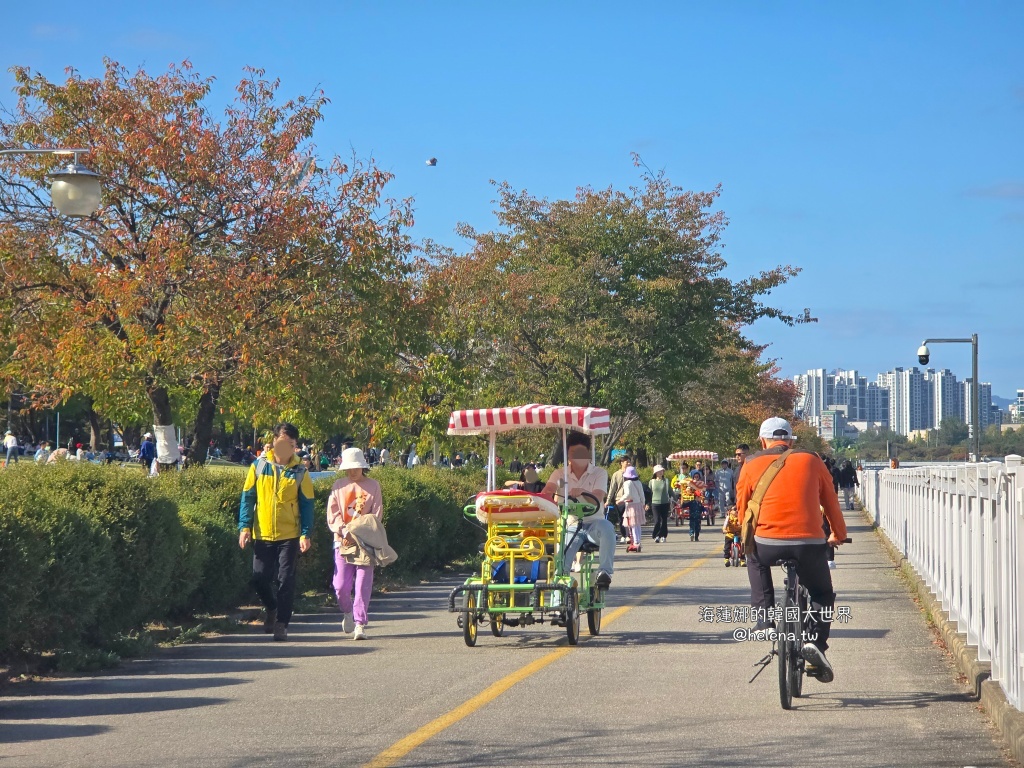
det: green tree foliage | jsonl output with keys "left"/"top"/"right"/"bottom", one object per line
{"left": 419, "top": 164, "right": 798, "bottom": 458}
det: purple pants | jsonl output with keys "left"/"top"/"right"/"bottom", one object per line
{"left": 333, "top": 550, "right": 374, "bottom": 626}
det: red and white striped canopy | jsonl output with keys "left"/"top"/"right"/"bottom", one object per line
{"left": 667, "top": 450, "right": 719, "bottom": 462}
{"left": 448, "top": 404, "right": 611, "bottom": 436}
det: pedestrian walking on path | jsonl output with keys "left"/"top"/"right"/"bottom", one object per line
{"left": 618, "top": 465, "right": 645, "bottom": 552}
{"left": 238, "top": 422, "right": 315, "bottom": 642}
{"left": 838, "top": 459, "right": 859, "bottom": 510}
{"left": 327, "top": 447, "right": 385, "bottom": 640}
{"left": 648, "top": 464, "right": 671, "bottom": 542}
{"left": 3, "top": 430, "right": 18, "bottom": 467}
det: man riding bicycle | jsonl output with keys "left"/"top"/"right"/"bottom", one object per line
{"left": 737, "top": 417, "right": 847, "bottom": 683}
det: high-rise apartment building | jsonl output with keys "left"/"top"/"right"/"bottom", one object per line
{"left": 927, "top": 368, "right": 963, "bottom": 429}
{"left": 878, "top": 367, "right": 930, "bottom": 436}
{"left": 962, "top": 379, "right": 996, "bottom": 432}
{"left": 1012, "top": 389, "right": 1024, "bottom": 424}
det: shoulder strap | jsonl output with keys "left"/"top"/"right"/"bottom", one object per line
{"left": 255, "top": 457, "right": 268, "bottom": 477}
{"left": 749, "top": 449, "right": 794, "bottom": 507}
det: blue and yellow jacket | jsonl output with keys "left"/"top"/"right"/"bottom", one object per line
{"left": 239, "top": 450, "right": 315, "bottom": 542}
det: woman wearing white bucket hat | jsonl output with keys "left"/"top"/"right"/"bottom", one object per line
{"left": 648, "top": 465, "right": 671, "bottom": 543}
{"left": 327, "top": 447, "right": 383, "bottom": 640}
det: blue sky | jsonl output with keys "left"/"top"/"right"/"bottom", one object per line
{"left": 4, "top": 2, "right": 1022, "bottom": 396}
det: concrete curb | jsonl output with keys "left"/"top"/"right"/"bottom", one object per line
{"left": 862, "top": 506, "right": 1024, "bottom": 764}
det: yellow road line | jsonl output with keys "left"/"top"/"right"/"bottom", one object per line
{"left": 362, "top": 548, "right": 716, "bottom": 768}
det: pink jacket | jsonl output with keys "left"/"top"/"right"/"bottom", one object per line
{"left": 326, "top": 477, "right": 383, "bottom": 542}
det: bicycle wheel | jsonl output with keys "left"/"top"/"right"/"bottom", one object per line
{"left": 778, "top": 589, "right": 793, "bottom": 710}
{"left": 463, "top": 591, "right": 478, "bottom": 647}
{"left": 792, "top": 588, "right": 809, "bottom": 697}
{"left": 777, "top": 621, "right": 792, "bottom": 709}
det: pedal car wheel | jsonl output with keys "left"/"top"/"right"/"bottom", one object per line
{"left": 565, "top": 588, "right": 580, "bottom": 645}
{"left": 463, "top": 591, "right": 478, "bottom": 647}
{"left": 490, "top": 612, "right": 505, "bottom": 637}
{"left": 587, "top": 607, "right": 602, "bottom": 636}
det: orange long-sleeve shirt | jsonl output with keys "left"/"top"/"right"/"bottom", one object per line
{"left": 736, "top": 443, "right": 847, "bottom": 542}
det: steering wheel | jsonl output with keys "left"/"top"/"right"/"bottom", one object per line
{"left": 568, "top": 491, "right": 601, "bottom": 517}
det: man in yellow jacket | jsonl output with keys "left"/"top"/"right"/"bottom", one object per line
{"left": 239, "top": 422, "right": 315, "bottom": 641}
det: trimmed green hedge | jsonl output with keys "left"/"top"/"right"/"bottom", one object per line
{"left": 0, "top": 462, "right": 486, "bottom": 658}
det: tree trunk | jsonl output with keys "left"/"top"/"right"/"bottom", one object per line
{"left": 190, "top": 378, "right": 222, "bottom": 466}
{"left": 146, "top": 382, "right": 173, "bottom": 426}
{"left": 87, "top": 400, "right": 102, "bottom": 451}
{"left": 636, "top": 446, "right": 649, "bottom": 468}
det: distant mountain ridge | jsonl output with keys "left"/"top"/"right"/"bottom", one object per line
{"left": 993, "top": 395, "right": 1013, "bottom": 409}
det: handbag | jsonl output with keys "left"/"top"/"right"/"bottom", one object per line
{"left": 740, "top": 450, "right": 793, "bottom": 553}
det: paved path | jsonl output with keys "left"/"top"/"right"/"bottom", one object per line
{"left": 0, "top": 510, "right": 1014, "bottom": 767}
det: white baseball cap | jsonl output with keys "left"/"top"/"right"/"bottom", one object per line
{"left": 758, "top": 417, "right": 797, "bottom": 441}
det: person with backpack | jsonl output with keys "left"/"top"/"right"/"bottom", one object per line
{"left": 238, "top": 422, "right": 315, "bottom": 642}
{"left": 737, "top": 417, "right": 847, "bottom": 683}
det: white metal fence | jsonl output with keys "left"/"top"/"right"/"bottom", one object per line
{"left": 859, "top": 456, "right": 1024, "bottom": 711}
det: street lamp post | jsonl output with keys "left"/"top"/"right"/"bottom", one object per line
{"left": 917, "top": 334, "right": 980, "bottom": 462}
{"left": 0, "top": 147, "right": 102, "bottom": 217}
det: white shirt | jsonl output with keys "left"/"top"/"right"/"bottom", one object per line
{"left": 4, "top": 435, "right": 17, "bottom": 449}
{"left": 542, "top": 462, "right": 609, "bottom": 526}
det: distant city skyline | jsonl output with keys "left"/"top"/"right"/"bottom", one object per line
{"left": 794, "top": 365, "right": 1011, "bottom": 438}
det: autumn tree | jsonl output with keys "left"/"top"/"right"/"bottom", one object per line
{"left": 426, "top": 165, "right": 798, "bottom": 459}
{"left": 0, "top": 61, "right": 421, "bottom": 463}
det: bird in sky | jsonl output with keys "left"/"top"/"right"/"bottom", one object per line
{"left": 426, "top": 157, "right": 437, "bottom": 166}
{"left": 796, "top": 308, "right": 819, "bottom": 324}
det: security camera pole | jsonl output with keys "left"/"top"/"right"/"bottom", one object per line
{"left": 918, "top": 334, "right": 980, "bottom": 462}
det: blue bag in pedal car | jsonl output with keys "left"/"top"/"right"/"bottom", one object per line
{"left": 491, "top": 559, "right": 548, "bottom": 583}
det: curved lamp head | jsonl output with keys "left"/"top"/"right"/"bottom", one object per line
{"left": 48, "top": 162, "right": 102, "bottom": 217}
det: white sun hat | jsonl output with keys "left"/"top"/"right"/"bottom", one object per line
{"left": 758, "top": 417, "right": 797, "bottom": 441}
{"left": 339, "top": 447, "right": 370, "bottom": 470}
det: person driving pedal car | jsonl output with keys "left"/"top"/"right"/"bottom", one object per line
{"left": 541, "top": 432, "right": 614, "bottom": 588}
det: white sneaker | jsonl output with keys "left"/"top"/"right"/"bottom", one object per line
{"left": 342, "top": 612, "right": 354, "bottom": 634}
{"left": 570, "top": 561, "right": 581, "bottom": 573}
{"left": 353, "top": 624, "right": 367, "bottom": 640}
{"left": 802, "top": 643, "right": 834, "bottom": 683}
{"left": 828, "top": 561, "right": 837, "bottom": 570}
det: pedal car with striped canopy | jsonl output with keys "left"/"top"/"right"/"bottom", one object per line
{"left": 447, "top": 404, "right": 610, "bottom": 646}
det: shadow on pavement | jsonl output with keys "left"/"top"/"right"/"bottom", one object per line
{"left": 1, "top": 675, "right": 248, "bottom": 698}
{"left": 793, "top": 689, "right": 975, "bottom": 710}
{"left": 0, "top": 694, "right": 230, "bottom": 720}
{"left": 0, "top": 721, "right": 112, "bottom": 743}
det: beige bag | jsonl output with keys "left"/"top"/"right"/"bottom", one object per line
{"left": 740, "top": 450, "right": 793, "bottom": 553}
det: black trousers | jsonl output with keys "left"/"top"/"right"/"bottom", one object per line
{"left": 651, "top": 503, "right": 670, "bottom": 539}
{"left": 251, "top": 538, "right": 300, "bottom": 625}
{"left": 745, "top": 541, "right": 835, "bottom": 652}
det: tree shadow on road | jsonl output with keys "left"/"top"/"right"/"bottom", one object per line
{"left": 0, "top": 694, "right": 231, "bottom": 721}
{"left": 0, "top": 721, "right": 111, "bottom": 743}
